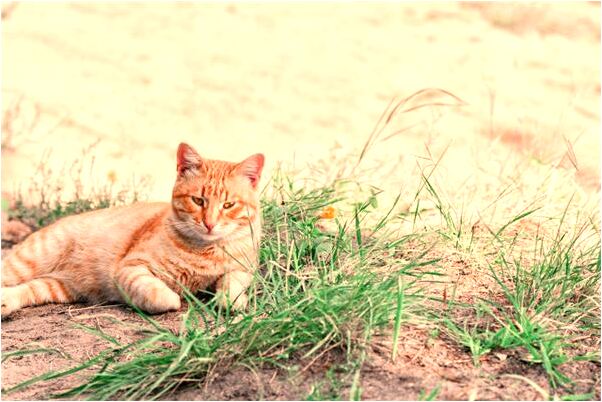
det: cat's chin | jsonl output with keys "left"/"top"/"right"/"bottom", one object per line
{"left": 196, "top": 229, "right": 240, "bottom": 243}
{"left": 197, "top": 232, "right": 225, "bottom": 242}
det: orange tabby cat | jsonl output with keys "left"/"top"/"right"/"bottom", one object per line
{"left": 1, "top": 143, "right": 264, "bottom": 317}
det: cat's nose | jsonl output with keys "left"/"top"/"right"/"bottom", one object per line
{"left": 204, "top": 220, "right": 215, "bottom": 233}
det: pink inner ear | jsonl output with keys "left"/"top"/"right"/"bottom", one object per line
{"left": 239, "top": 153, "right": 265, "bottom": 188}
{"left": 177, "top": 143, "right": 201, "bottom": 174}
{"left": 176, "top": 145, "right": 187, "bottom": 173}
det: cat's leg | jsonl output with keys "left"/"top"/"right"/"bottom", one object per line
{"left": 1, "top": 277, "right": 77, "bottom": 317}
{"left": 114, "top": 264, "right": 181, "bottom": 314}
{"left": 215, "top": 270, "right": 253, "bottom": 310}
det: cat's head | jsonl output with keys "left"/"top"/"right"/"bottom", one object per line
{"left": 171, "top": 143, "right": 264, "bottom": 243}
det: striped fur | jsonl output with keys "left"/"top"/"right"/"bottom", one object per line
{"left": 1, "top": 143, "right": 264, "bottom": 317}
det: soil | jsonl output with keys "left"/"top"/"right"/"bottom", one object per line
{"left": 2, "top": 300, "right": 599, "bottom": 401}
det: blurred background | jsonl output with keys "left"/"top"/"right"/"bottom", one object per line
{"left": 1, "top": 2, "right": 599, "bottom": 205}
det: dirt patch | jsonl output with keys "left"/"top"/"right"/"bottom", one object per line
{"left": 2, "top": 301, "right": 599, "bottom": 401}
{"left": 1, "top": 303, "right": 179, "bottom": 400}
{"left": 363, "top": 330, "right": 600, "bottom": 401}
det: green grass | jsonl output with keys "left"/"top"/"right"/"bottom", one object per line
{"left": 403, "top": 152, "right": 601, "bottom": 394}
{"left": 305, "top": 367, "right": 344, "bottom": 400}
{"left": 4, "top": 142, "right": 149, "bottom": 231}
{"left": 484, "top": 221, "right": 600, "bottom": 388}
{"left": 8, "top": 197, "right": 112, "bottom": 231}
{"left": 418, "top": 384, "right": 441, "bottom": 401}
{"left": 440, "top": 199, "right": 600, "bottom": 390}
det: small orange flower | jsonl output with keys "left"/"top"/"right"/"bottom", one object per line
{"left": 107, "top": 170, "right": 117, "bottom": 184}
{"left": 319, "top": 205, "right": 336, "bottom": 219}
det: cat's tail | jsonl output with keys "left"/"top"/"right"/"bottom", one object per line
{"left": 1, "top": 224, "right": 73, "bottom": 287}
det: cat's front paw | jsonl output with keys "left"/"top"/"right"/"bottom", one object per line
{"left": 161, "top": 289, "right": 182, "bottom": 312}
{"left": 216, "top": 291, "right": 248, "bottom": 311}
{"left": 141, "top": 288, "right": 181, "bottom": 314}
{"left": 231, "top": 292, "right": 248, "bottom": 310}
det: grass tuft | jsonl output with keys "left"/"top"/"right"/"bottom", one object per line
{"left": 3, "top": 175, "right": 436, "bottom": 400}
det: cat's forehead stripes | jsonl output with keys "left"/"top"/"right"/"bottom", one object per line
{"left": 175, "top": 159, "right": 242, "bottom": 200}
{"left": 199, "top": 159, "right": 238, "bottom": 174}
{"left": 199, "top": 178, "right": 228, "bottom": 199}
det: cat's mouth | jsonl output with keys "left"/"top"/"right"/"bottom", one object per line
{"left": 197, "top": 225, "right": 240, "bottom": 242}
{"left": 171, "top": 219, "right": 230, "bottom": 244}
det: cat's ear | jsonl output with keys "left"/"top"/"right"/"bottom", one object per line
{"left": 237, "top": 153, "right": 264, "bottom": 188}
{"left": 177, "top": 143, "right": 203, "bottom": 175}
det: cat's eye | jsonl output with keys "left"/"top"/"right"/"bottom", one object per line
{"left": 191, "top": 196, "right": 205, "bottom": 207}
{"left": 223, "top": 201, "right": 235, "bottom": 209}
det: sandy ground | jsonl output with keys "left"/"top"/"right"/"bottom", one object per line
{"left": 1, "top": 1, "right": 600, "bottom": 400}
{"left": 2, "top": 2, "right": 599, "bottom": 202}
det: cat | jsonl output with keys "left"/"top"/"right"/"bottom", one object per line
{"left": 1, "top": 143, "right": 264, "bottom": 317}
